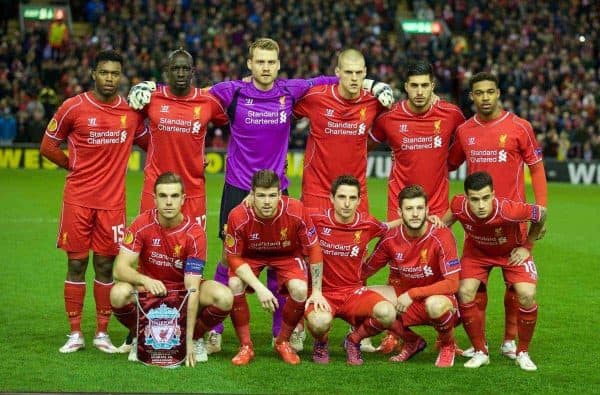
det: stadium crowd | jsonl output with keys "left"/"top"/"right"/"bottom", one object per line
{"left": 0, "top": 0, "right": 598, "bottom": 159}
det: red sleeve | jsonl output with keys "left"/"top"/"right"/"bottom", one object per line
{"left": 529, "top": 162, "right": 548, "bottom": 206}
{"left": 121, "top": 216, "right": 145, "bottom": 253}
{"left": 306, "top": 243, "right": 323, "bottom": 265}
{"left": 224, "top": 208, "right": 245, "bottom": 257}
{"left": 369, "top": 112, "right": 388, "bottom": 143}
{"left": 298, "top": 206, "right": 319, "bottom": 249}
{"left": 187, "top": 226, "right": 207, "bottom": 262}
{"left": 134, "top": 131, "right": 149, "bottom": 151}
{"left": 447, "top": 133, "right": 466, "bottom": 171}
{"left": 40, "top": 134, "right": 69, "bottom": 169}
{"left": 209, "top": 93, "right": 229, "bottom": 126}
{"left": 407, "top": 272, "right": 459, "bottom": 299}
{"left": 499, "top": 199, "right": 543, "bottom": 223}
{"left": 361, "top": 237, "right": 391, "bottom": 279}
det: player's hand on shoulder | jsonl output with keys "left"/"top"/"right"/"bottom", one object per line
{"left": 127, "top": 81, "right": 156, "bottom": 110}
{"left": 141, "top": 277, "right": 167, "bottom": 296}
{"left": 363, "top": 78, "right": 395, "bottom": 108}
{"left": 508, "top": 246, "right": 530, "bottom": 266}
{"left": 427, "top": 215, "right": 446, "bottom": 228}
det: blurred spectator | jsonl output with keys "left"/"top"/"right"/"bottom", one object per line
{"left": 48, "top": 15, "right": 69, "bottom": 60}
{"left": 0, "top": 0, "right": 598, "bottom": 156}
{"left": 0, "top": 104, "right": 17, "bottom": 145}
{"left": 209, "top": 128, "right": 227, "bottom": 149}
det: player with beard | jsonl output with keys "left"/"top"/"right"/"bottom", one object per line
{"left": 40, "top": 50, "right": 147, "bottom": 354}
{"left": 362, "top": 185, "right": 461, "bottom": 368}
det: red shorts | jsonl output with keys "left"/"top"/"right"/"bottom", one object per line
{"left": 460, "top": 252, "right": 538, "bottom": 285}
{"left": 301, "top": 193, "right": 369, "bottom": 213}
{"left": 57, "top": 202, "right": 125, "bottom": 256}
{"left": 140, "top": 193, "right": 207, "bottom": 228}
{"left": 391, "top": 287, "right": 458, "bottom": 327}
{"left": 229, "top": 256, "right": 308, "bottom": 295}
{"left": 305, "top": 286, "right": 386, "bottom": 327}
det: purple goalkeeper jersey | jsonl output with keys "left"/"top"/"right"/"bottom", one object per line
{"left": 210, "top": 77, "right": 336, "bottom": 191}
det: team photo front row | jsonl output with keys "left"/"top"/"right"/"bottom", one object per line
{"left": 83, "top": 169, "right": 544, "bottom": 370}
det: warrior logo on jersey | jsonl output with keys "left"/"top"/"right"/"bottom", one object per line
{"left": 325, "top": 108, "right": 334, "bottom": 117}
{"left": 88, "top": 118, "right": 97, "bottom": 126}
{"left": 354, "top": 230, "right": 362, "bottom": 243}
{"left": 420, "top": 248, "right": 428, "bottom": 264}
{"left": 359, "top": 107, "right": 367, "bottom": 121}
{"left": 468, "top": 137, "right": 476, "bottom": 145}
{"left": 144, "top": 303, "right": 182, "bottom": 350}
{"left": 322, "top": 227, "right": 332, "bottom": 236}
{"left": 173, "top": 244, "right": 182, "bottom": 257}
{"left": 123, "top": 231, "right": 134, "bottom": 245}
{"left": 47, "top": 118, "right": 58, "bottom": 132}
{"left": 120, "top": 115, "right": 127, "bottom": 128}
{"left": 152, "top": 238, "right": 161, "bottom": 246}
{"left": 398, "top": 124, "right": 408, "bottom": 133}
{"left": 499, "top": 134, "right": 507, "bottom": 148}
{"left": 160, "top": 105, "right": 169, "bottom": 113}
{"left": 433, "top": 120, "right": 441, "bottom": 134}
{"left": 279, "top": 96, "right": 286, "bottom": 109}
{"left": 193, "top": 106, "right": 201, "bottom": 120}
{"left": 280, "top": 227, "right": 288, "bottom": 241}
{"left": 225, "top": 233, "right": 235, "bottom": 248}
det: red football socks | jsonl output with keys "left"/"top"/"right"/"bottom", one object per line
{"left": 64, "top": 281, "right": 85, "bottom": 333}
{"left": 275, "top": 298, "right": 305, "bottom": 344}
{"left": 94, "top": 280, "right": 113, "bottom": 334}
{"left": 112, "top": 303, "right": 137, "bottom": 333}
{"left": 431, "top": 310, "right": 455, "bottom": 346}
{"left": 459, "top": 301, "right": 487, "bottom": 353}
{"left": 194, "top": 305, "right": 230, "bottom": 339}
{"left": 348, "top": 317, "right": 386, "bottom": 344}
{"left": 517, "top": 304, "right": 538, "bottom": 354}
{"left": 503, "top": 287, "right": 519, "bottom": 341}
{"left": 231, "top": 294, "right": 252, "bottom": 346}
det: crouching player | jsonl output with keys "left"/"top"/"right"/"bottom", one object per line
{"left": 362, "top": 185, "right": 461, "bottom": 368}
{"left": 445, "top": 171, "right": 546, "bottom": 371}
{"left": 109, "top": 172, "right": 233, "bottom": 367}
{"left": 225, "top": 170, "right": 330, "bottom": 365}
{"left": 305, "top": 175, "right": 396, "bottom": 365}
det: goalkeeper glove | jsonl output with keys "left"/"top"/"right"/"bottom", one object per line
{"left": 127, "top": 81, "right": 156, "bottom": 110}
{"left": 362, "top": 79, "right": 394, "bottom": 108}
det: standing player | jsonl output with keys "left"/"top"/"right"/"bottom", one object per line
{"left": 362, "top": 185, "right": 461, "bottom": 368}
{"left": 225, "top": 170, "right": 329, "bottom": 365}
{"left": 109, "top": 172, "right": 233, "bottom": 366}
{"left": 444, "top": 171, "right": 546, "bottom": 371}
{"left": 448, "top": 72, "right": 548, "bottom": 359}
{"left": 293, "top": 48, "right": 391, "bottom": 213}
{"left": 369, "top": 60, "right": 465, "bottom": 353}
{"left": 136, "top": 48, "right": 228, "bottom": 227}
{"left": 306, "top": 175, "right": 396, "bottom": 365}
{"left": 40, "top": 50, "right": 146, "bottom": 354}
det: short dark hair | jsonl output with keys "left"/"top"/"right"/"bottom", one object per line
{"left": 464, "top": 171, "right": 494, "bottom": 193}
{"left": 330, "top": 175, "right": 361, "bottom": 197}
{"left": 154, "top": 172, "right": 184, "bottom": 193}
{"left": 398, "top": 184, "right": 428, "bottom": 206}
{"left": 406, "top": 60, "right": 433, "bottom": 80}
{"left": 92, "top": 50, "right": 124, "bottom": 70}
{"left": 252, "top": 169, "right": 280, "bottom": 190}
{"left": 469, "top": 72, "right": 498, "bottom": 90}
{"left": 168, "top": 48, "right": 193, "bottom": 64}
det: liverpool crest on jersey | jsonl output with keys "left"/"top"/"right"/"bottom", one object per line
{"left": 499, "top": 134, "right": 507, "bottom": 148}
{"left": 193, "top": 106, "right": 202, "bottom": 120}
{"left": 359, "top": 107, "right": 367, "bottom": 121}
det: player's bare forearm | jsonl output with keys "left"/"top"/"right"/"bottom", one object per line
{"left": 185, "top": 276, "right": 201, "bottom": 362}
{"left": 441, "top": 210, "right": 456, "bottom": 227}
{"left": 527, "top": 206, "right": 547, "bottom": 243}
{"left": 310, "top": 262, "right": 324, "bottom": 292}
{"left": 235, "top": 263, "right": 266, "bottom": 293}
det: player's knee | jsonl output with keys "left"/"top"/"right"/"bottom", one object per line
{"left": 425, "top": 296, "right": 451, "bottom": 318}
{"left": 516, "top": 287, "right": 536, "bottom": 308}
{"left": 307, "top": 311, "right": 332, "bottom": 335}
{"left": 228, "top": 276, "right": 245, "bottom": 294}
{"left": 458, "top": 285, "right": 477, "bottom": 303}
{"left": 93, "top": 254, "right": 115, "bottom": 280}
{"left": 67, "top": 258, "right": 89, "bottom": 280}
{"left": 110, "top": 282, "right": 133, "bottom": 308}
{"left": 373, "top": 301, "right": 396, "bottom": 326}
{"left": 287, "top": 280, "right": 307, "bottom": 302}
{"left": 212, "top": 283, "right": 234, "bottom": 310}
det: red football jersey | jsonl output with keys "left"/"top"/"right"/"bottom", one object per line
{"left": 121, "top": 210, "right": 207, "bottom": 286}
{"left": 371, "top": 100, "right": 465, "bottom": 217}
{"left": 225, "top": 196, "right": 318, "bottom": 261}
{"left": 450, "top": 195, "right": 543, "bottom": 257}
{"left": 293, "top": 85, "right": 384, "bottom": 212}
{"left": 448, "top": 111, "right": 543, "bottom": 202}
{"left": 363, "top": 223, "right": 460, "bottom": 295}
{"left": 142, "top": 86, "right": 228, "bottom": 198}
{"left": 310, "top": 208, "right": 387, "bottom": 292}
{"left": 44, "top": 92, "right": 145, "bottom": 209}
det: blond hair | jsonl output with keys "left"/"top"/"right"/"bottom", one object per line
{"left": 249, "top": 38, "right": 280, "bottom": 59}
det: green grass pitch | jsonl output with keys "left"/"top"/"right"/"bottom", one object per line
{"left": 0, "top": 169, "right": 598, "bottom": 393}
